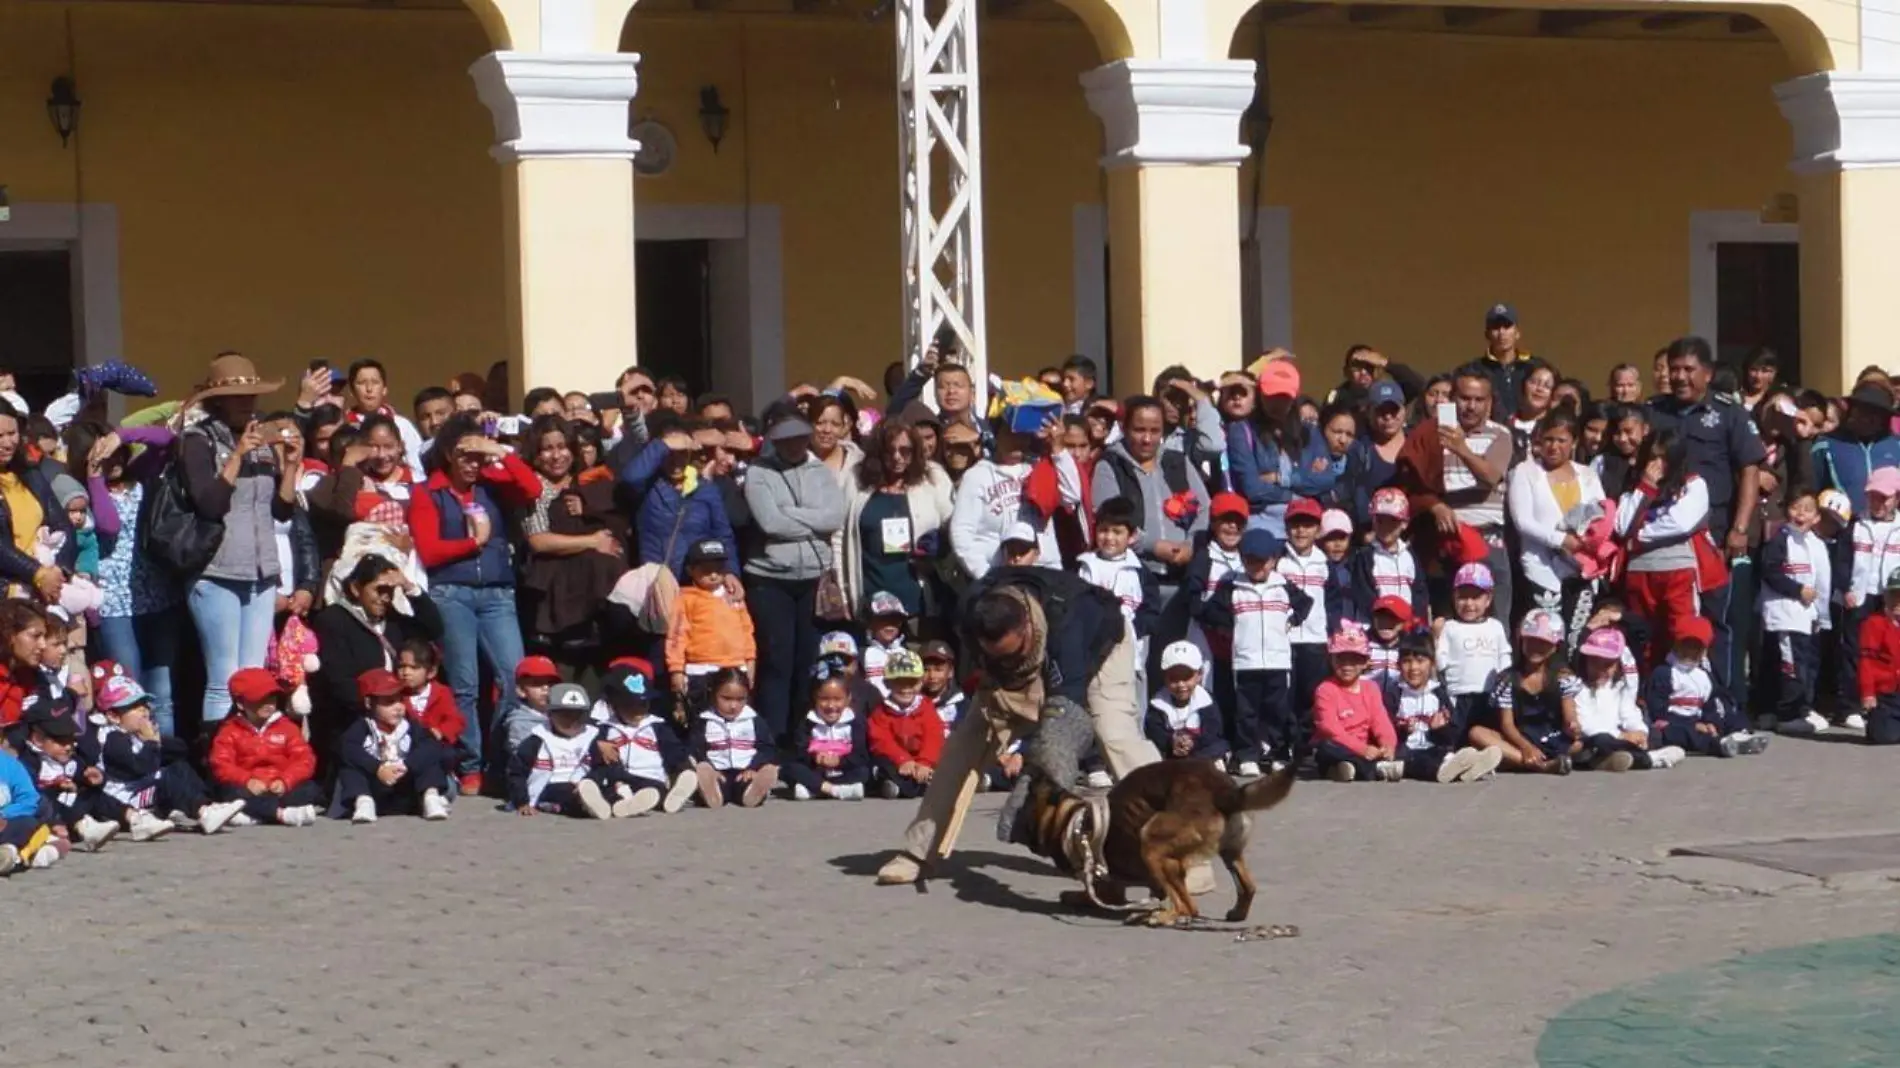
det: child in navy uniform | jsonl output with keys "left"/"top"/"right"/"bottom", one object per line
{"left": 868, "top": 650, "right": 944, "bottom": 799}
{"left": 338, "top": 669, "right": 453, "bottom": 823}
{"left": 784, "top": 662, "right": 871, "bottom": 801}
{"left": 1144, "top": 641, "right": 1228, "bottom": 762}
{"left": 86, "top": 675, "right": 245, "bottom": 838}
{"left": 593, "top": 666, "right": 700, "bottom": 815}
{"left": 1761, "top": 488, "right": 1833, "bottom": 735}
{"left": 17, "top": 711, "right": 118, "bottom": 850}
{"left": 1200, "top": 526, "right": 1313, "bottom": 775}
{"left": 510, "top": 682, "right": 615, "bottom": 819}
{"left": 1184, "top": 492, "right": 1249, "bottom": 727}
{"left": 1351, "top": 488, "right": 1427, "bottom": 621}
{"left": 207, "top": 668, "right": 323, "bottom": 827}
{"left": 1316, "top": 509, "right": 1357, "bottom": 635}
{"left": 1276, "top": 498, "right": 1332, "bottom": 757}
{"left": 690, "top": 668, "right": 780, "bottom": 808}
{"left": 1381, "top": 632, "right": 1501, "bottom": 783}
{"left": 1642, "top": 617, "right": 1768, "bottom": 758}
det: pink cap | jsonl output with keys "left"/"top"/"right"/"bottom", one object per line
{"left": 1577, "top": 627, "right": 1627, "bottom": 661}
{"left": 1319, "top": 509, "right": 1353, "bottom": 539}
{"left": 1327, "top": 622, "right": 1370, "bottom": 657}
{"left": 1869, "top": 467, "right": 1900, "bottom": 500}
{"left": 1453, "top": 562, "right": 1494, "bottom": 590}
{"left": 1519, "top": 609, "right": 1563, "bottom": 646}
{"left": 1371, "top": 487, "right": 1411, "bottom": 522}
{"left": 1257, "top": 360, "right": 1301, "bottom": 400}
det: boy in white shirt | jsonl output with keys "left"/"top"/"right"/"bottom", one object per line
{"left": 1276, "top": 498, "right": 1331, "bottom": 757}
{"left": 1075, "top": 498, "right": 1160, "bottom": 694}
{"left": 1434, "top": 562, "right": 1511, "bottom": 735}
{"left": 1762, "top": 489, "right": 1833, "bottom": 733}
{"left": 1201, "top": 527, "right": 1314, "bottom": 774}
{"left": 1143, "top": 642, "right": 1228, "bottom": 762}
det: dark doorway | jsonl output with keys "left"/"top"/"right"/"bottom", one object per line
{"left": 0, "top": 250, "right": 75, "bottom": 410}
{"left": 1715, "top": 242, "right": 1801, "bottom": 386}
{"left": 636, "top": 240, "right": 712, "bottom": 397}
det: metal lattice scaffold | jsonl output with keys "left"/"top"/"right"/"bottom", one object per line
{"left": 897, "top": 0, "right": 987, "bottom": 403}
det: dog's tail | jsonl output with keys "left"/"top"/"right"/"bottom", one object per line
{"left": 1228, "top": 765, "right": 1296, "bottom": 815}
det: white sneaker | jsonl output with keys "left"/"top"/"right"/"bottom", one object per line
{"left": 1375, "top": 760, "right": 1406, "bottom": 782}
{"left": 1268, "top": 760, "right": 1291, "bottom": 774}
{"left": 352, "top": 796, "right": 379, "bottom": 824}
{"left": 75, "top": 815, "right": 119, "bottom": 851}
{"left": 1804, "top": 711, "right": 1831, "bottom": 732}
{"left": 879, "top": 780, "right": 901, "bottom": 799}
{"left": 168, "top": 812, "right": 200, "bottom": 831}
{"left": 834, "top": 782, "right": 866, "bottom": 801}
{"left": 663, "top": 771, "right": 698, "bottom": 814}
{"left": 295, "top": 805, "right": 320, "bottom": 825}
{"left": 790, "top": 784, "right": 813, "bottom": 801}
{"left": 1464, "top": 746, "right": 1505, "bottom": 782}
{"left": 1326, "top": 762, "right": 1356, "bottom": 783}
{"left": 421, "top": 789, "right": 451, "bottom": 821}
{"left": 573, "top": 780, "right": 611, "bottom": 820}
{"left": 199, "top": 800, "right": 245, "bottom": 835}
{"left": 227, "top": 812, "right": 258, "bottom": 828}
{"left": 1236, "top": 761, "right": 1262, "bottom": 778}
{"left": 1084, "top": 770, "right": 1113, "bottom": 789}
{"left": 1844, "top": 712, "right": 1868, "bottom": 731}
{"left": 1648, "top": 746, "right": 1687, "bottom": 769}
{"left": 621, "top": 787, "right": 660, "bottom": 817}
{"left": 29, "top": 845, "right": 59, "bottom": 869}
{"left": 0, "top": 844, "right": 18, "bottom": 874}
{"left": 1436, "top": 747, "right": 1477, "bottom": 784}
{"left": 610, "top": 784, "right": 639, "bottom": 818}
{"left": 130, "top": 811, "right": 173, "bottom": 841}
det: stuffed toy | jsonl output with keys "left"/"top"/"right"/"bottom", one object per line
{"left": 32, "top": 529, "right": 104, "bottom": 616}
{"left": 268, "top": 615, "right": 322, "bottom": 717}
{"left": 1565, "top": 499, "right": 1624, "bottom": 583}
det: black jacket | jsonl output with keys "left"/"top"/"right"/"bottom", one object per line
{"left": 0, "top": 465, "right": 77, "bottom": 583}
{"left": 959, "top": 566, "right": 1125, "bottom": 706}
{"left": 307, "top": 595, "right": 445, "bottom": 758}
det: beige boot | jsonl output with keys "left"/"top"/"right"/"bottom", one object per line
{"left": 876, "top": 852, "right": 923, "bottom": 885}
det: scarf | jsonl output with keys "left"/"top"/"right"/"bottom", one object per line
{"left": 978, "top": 587, "right": 1047, "bottom": 727}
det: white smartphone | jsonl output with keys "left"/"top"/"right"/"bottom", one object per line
{"left": 1435, "top": 401, "right": 1457, "bottom": 427}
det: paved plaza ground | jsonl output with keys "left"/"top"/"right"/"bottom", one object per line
{"left": 7, "top": 735, "right": 1900, "bottom": 1067}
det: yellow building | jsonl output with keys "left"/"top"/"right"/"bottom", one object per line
{"left": 0, "top": 0, "right": 1890, "bottom": 415}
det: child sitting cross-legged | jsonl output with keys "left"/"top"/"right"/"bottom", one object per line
{"left": 1380, "top": 632, "right": 1502, "bottom": 783}
{"left": 1144, "top": 641, "right": 1229, "bottom": 763}
{"left": 86, "top": 675, "right": 246, "bottom": 838}
{"left": 592, "top": 666, "right": 700, "bottom": 815}
{"left": 0, "top": 738, "right": 57, "bottom": 873}
{"left": 784, "top": 661, "right": 871, "bottom": 801}
{"left": 338, "top": 669, "right": 452, "bottom": 823}
{"left": 1470, "top": 610, "right": 1578, "bottom": 776}
{"left": 690, "top": 668, "right": 779, "bottom": 808}
{"left": 1641, "top": 617, "right": 1769, "bottom": 759}
{"left": 509, "top": 682, "right": 617, "bottom": 820}
{"left": 206, "top": 668, "right": 323, "bottom": 826}
{"left": 16, "top": 709, "right": 118, "bottom": 851}
{"left": 1569, "top": 628, "right": 1684, "bottom": 772}
{"left": 1312, "top": 622, "right": 1403, "bottom": 783}
{"left": 868, "top": 650, "right": 943, "bottom": 799}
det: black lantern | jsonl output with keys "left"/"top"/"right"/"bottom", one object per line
{"left": 47, "top": 77, "right": 80, "bottom": 147}
{"left": 698, "top": 86, "right": 730, "bottom": 153}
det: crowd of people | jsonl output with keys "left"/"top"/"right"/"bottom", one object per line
{"left": 3, "top": 302, "right": 1900, "bottom": 876}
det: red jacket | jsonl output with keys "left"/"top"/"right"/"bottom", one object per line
{"left": 406, "top": 681, "right": 466, "bottom": 745}
{"left": 868, "top": 696, "right": 945, "bottom": 769}
{"left": 0, "top": 663, "right": 29, "bottom": 727}
{"left": 1862, "top": 613, "right": 1900, "bottom": 701}
{"left": 208, "top": 712, "right": 317, "bottom": 789}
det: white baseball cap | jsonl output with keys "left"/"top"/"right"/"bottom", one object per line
{"left": 1002, "top": 521, "right": 1039, "bottom": 546}
{"left": 1159, "top": 641, "right": 1205, "bottom": 673}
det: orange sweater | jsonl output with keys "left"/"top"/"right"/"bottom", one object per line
{"left": 666, "top": 585, "right": 757, "bottom": 671}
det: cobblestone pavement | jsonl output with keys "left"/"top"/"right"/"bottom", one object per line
{"left": 6, "top": 736, "right": 1899, "bottom": 1068}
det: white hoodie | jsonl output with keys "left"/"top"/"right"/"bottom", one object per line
{"left": 949, "top": 460, "right": 1059, "bottom": 580}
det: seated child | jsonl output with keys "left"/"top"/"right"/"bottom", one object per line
{"left": 1859, "top": 566, "right": 1900, "bottom": 744}
{"left": 338, "top": 669, "right": 452, "bottom": 823}
{"left": 861, "top": 591, "right": 914, "bottom": 697}
{"left": 16, "top": 710, "right": 118, "bottom": 850}
{"left": 1380, "top": 632, "right": 1501, "bottom": 783}
{"left": 1144, "top": 641, "right": 1229, "bottom": 762}
{"left": 592, "top": 666, "right": 699, "bottom": 814}
{"left": 0, "top": 740, "right": 56, "bottom": 872}
{"left": 690, "top": 668, "right": 779, "bottom": 808}
{"left": 1470, "top": 610, "right": 1578, "bottom": 776}
{"left": 867, "top": 650, "right": 944, "bottom": 799}
{"left": 1312, "top": 623, "right": 1402, "bottom": 783}
{"left": 666, "top": 539, "right": 757, "bottom": 706}
{"left": 86, "top": 675, "right": 245, "bottom": 838}
{"left": 396, "top": 639, "right": 464, "bottom": 777}
{"left": 510, "top": 682, "right": 616, "bottom": 819}
{"left": 1569, "top": 628, "right": 1684, "bottom": 771}
{"left": 784, "top": 662, "right": 871, "bottom": 801}
{"left": 499, "top": 655, "right": 562, "bottom": 756}
{"left": 1642, "top": 617, "right": 1769, "bottom": 758}
{"left": 207, "top": 668, "right": 323, "bottom": 826}
{"left": 818, "top": 631, "right": 884, "bottom": 716}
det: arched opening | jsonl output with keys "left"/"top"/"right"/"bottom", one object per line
{"left": 1223, "top": 0, "right": 1832, "bottom": 390}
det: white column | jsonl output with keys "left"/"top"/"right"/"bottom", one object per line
{"left": 469, "top": 51, "right": 641, "bottom": 397}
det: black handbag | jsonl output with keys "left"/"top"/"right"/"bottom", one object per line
{"left": 140, "top": 456, "right": 224, "bottom": 576}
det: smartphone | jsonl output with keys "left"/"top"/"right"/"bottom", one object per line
{"left": 307, "top": 359, "right": 327, "bottom": 373}
{"left": 586, "top": 390, "right": 623, "bottom": 412}
{"left": 933, "top": 323, "right": 960, "bottom": 358}
{"left": 1435, "top": 401, "right": 1457, "bottom": 427}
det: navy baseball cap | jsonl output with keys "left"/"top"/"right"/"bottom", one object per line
{"left": 1484, "top": 303, "right": 1517, "bottom": 327}
{"left": 1368, "top": 380, "right": 1404, "bottom": 410}
{"left": 1239, "top": 527, "right": 1282, "bottom": 560}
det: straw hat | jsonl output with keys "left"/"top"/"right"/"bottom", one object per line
{"left": 190, "top": 353, "right": 282, "bottom": 401}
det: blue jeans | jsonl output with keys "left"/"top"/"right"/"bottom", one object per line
{"left": 94, "top": 613, "right": 182, "bottom": 738}
{"left": 433, "top": 583, "right": 524, "bottom": 775}
{"left": 187, "top": 576, "right": 278, "bottom": 726}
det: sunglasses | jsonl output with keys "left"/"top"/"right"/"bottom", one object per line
{"left": 628, "top": 385, "right": 655, "bottom": 396}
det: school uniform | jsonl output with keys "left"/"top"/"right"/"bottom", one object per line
{"left": 866, "top": 694, "right": 945, "bottom": 799}
{"left": 207, "top": 712, "right": 323, "bottom": 823}
{"left": 1759, "top": 524, "right": 1832, "bottom": 724}
{"left": 336, "top": 717, "right": 450, "bottom": 815}
{"left": 1857, "top": 611, "right": 1900, "bottom": 745}
{"left": 691, "top": 707, "right": 778, "bottom": 804}
{"left": 1489, "top": 671, "right": 1581, "bottom": 759}
{"left": 83, "top": 722, "right": 213, "bottom": 822}
{"left": 1349, "top": 539, "right": 1427, "bottom": 622}
{"left": 1380, "top": 677, "right": 1463, "bottom": 781}
{"left": 1182, "top": 538, "right": 1243, "bottom": 741}
{"left": 1571, "top": 678, "right": 1658, "bottom": 770}
{"left": 1366, "top": 636, "right": 1401, "bottom": 690}
{"left": 507, "top": 723, "right": 603, "bottom": 816}
{"left": 18, "top": 741, "right": 103, "bottom": 828}
{"left": 596, "top": 714, "right": 692, "bottom": 795}
{"left": 1076, "top": 549, "right": 1161, "bottom": 692}
{"left": 1836, "top": 514, "right": 1900, "bottom": 712}
{"left": 862, "top": 636, "right": 908, "bottom": 698}
{"left": 1435, "top": 618, "right": 1511, "bottom": 735}
{"left": 783, "top": 708, "right": 872, "bottom": 795}
{"left": 1641, "top": 656, "right": 1746, "bottom": 756}
{"left": 1277, "top": 547, "right": 1331, "bottom": 749}
{"left": 1143, "top": 687, "right": 1229, "bottom": 761}
{"left": 1200, "top": 568, "right": 1313, "bottom": 765}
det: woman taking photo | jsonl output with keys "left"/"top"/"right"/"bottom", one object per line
{"left": 307, "top": 553, "right": 444, "bottom": 769}
{"left": 1615, "top": 428, "right": 1711, "bottom": 672}
{"left": 178, "top": 354, "right": 298, "bottom": 727}
{"left": 839, "top": 419, "right": 953, "bottom": 619}
{"left": 1509, "top": 409, "right": 1606, "bottom": 645}
{"left": 519, "top": 415, "right": 628, "bottom": 674}
{"left": 409, "top": 412, "right": 542, "bottom": 793}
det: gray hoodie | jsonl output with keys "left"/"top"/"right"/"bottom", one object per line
{"left": 742, "top": 453, "right": 846, "bottom": 581}
{"left": 1090, "top": 441, "right": 1210, "bottom": 580}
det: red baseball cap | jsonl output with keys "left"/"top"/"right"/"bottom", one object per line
{"left": 1675, "top": 617, "right": 1714, "bottom": 648}
{"left": 1284, "top": 498, "right": 1323, "bottom": 525}
{"left": 228, "top": 667, "right": 283, "bottom": 708}
{"left": 1257, "top": 360, "right": 1301, "bottom": 400}
{"left": 515, "top": 655, "right": 561, "bottom": 682}
{"left": 607, "top": 656, "right": 654, "bottom": 682}
{"left": 356, "top": 668, "right": 404, "bottom": 703}
{"left": 1209, "top": 492, "right": 1251, "bottom": 521}
{"left": 1371, "top": 596, "right": 1414, "bottom": 625}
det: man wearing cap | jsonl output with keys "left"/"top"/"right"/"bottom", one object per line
{"left": 875, "top": 564, "right": 1159, "bottom": 886}
{"left": 743, "top": 412, "right": 846, "bottom": 744}
{"left": 1813, "top": 384, "right": 1900, "bottom": 522}
{"left": 1646, "top": 336, "right": 1766, "bottom": 708}
{"left": 1477, "top": 304, "right": 1533, "bottom": 422}
{"left": 1396, "top": 366, "right": 1514, "bottom": 622}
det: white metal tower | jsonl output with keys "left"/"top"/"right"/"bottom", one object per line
{"left": 896, "top": 0, "right": 988, "bottom": 403}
